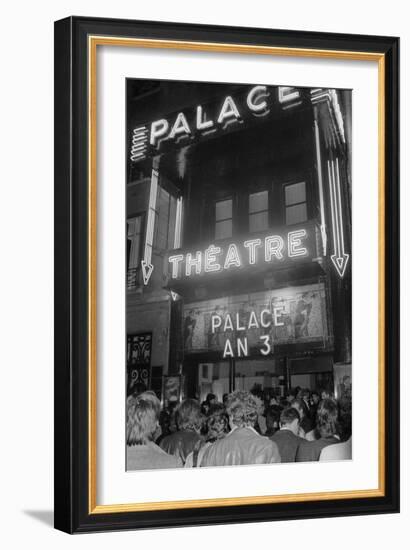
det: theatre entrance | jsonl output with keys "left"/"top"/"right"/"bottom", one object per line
{"left": 187, "top": 357, "right": 286, "bottom": 403}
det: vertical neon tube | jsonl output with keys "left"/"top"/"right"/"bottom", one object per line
{"left": 314, "top": 116, "right": 327, "bottom": 256}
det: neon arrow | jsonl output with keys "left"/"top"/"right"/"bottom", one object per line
{"left": 140, "top": 168, "right": 158, "bottom": 286}
{"left": 328, "top": 158, "right": 349, "bottom": 278}
{"left": 141, "top": 260, "right": 154, "bottom": 285}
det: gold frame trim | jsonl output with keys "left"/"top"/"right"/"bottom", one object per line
{"left": 88, "top": 36, "right": 386, "bottom": 514}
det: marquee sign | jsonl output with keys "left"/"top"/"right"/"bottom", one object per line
{"left": 130, "top": 85, "right": 305, "bottom": 162}
{"left": 182, "top": 283, "right": 328, "bottom": 358}
{"left": 167, "top": 224, "right": 317, "bottom": 281}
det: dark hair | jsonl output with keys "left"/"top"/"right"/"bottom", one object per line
{"left": 280, "top": 406, "right": 300, "bottom": 427}
{"left": 206, "top": 393, "right": 216, "bottom": 403}
{"left": 206, "top": 404, "right": 229, "bottom": 441}
{"left": 226, "top": 390, "right": 260, "bottom": 428}
{"left": 176, "top": 399, "right": 203, "bottom": 431}
{"left": 130, "top": 381, "right": 147, "bottom": 396}
{"left": 265, "top": 405, "right": 282, "bottom": 431}
{"left": 316, "top": 399, "right": 339, "bottom": 438}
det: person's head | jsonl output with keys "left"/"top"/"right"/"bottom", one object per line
{"left": 321, "top": 389, "right": 334, "bottom": 401}
{"left": 206, "top": 393, "right": 216, "bottom": 405}
{"left": 301, "top": 389, "right": 310, "bottom": 401}
{"left": 311, "top": 391, "right": 320, "bottom": 404}
{"left": 222, "top": 393, "right": 229, "bottom": 405}
{"left": 175, "top": 399, "right": 203, "bottom": 432}
{"left": 295, "top": 386, "right": 303, "bottom": 399}
{"left": 286, "top": 389, "right": 297, "bottom": 403}
{"left": 206, "top": 404, "right": 229, "bottom": 442}
{"left": 316, "top": 399, "right": 339, "bottom": 438}
{"left": 138, "top": 391, "right": 161, "bottom": 417}
{"left": 265, "top": 405, "right": 281, "bottom": 433}
{"left": 225, "top": 390, "right": 260, "bottom": 429}
{"left": 131, "top": 381, "right": 147, "bottom": 397}
{"left": 280, "top": 407, "right": 300, "bottom": 435}
{"left": 126, "top": 396, "right": 159, "bottom": 445}
{"left": 290, "top": 398, "right": 307, "bottom": 420}
{"left": 159, "top": 409, "right": 171, "bottom": 434}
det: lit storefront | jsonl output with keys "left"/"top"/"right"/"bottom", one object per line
{"left": 126, "top": 81, "right": 351, "bottom": 402}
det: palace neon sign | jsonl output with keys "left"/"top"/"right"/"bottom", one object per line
{"left": 168, "top": 229, "right": 309, "bottom": 279}
{"left": 130, "top": 86, "right": 301, "bottom": 161}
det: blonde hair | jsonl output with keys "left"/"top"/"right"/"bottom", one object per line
{"left": 226, "top": 390, "right": 259, "bottom": 428}
{"left": 175, "top": 399, "right": 202, "bottom": 431}
{"left": 127, "top": 396, "right": 158, "bottom": 445}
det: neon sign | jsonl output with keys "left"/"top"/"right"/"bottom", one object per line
{"left": 168, "top": 228, "right": 310, "bottom": 280}
{"left": 130, "top": 86, "right": 302, "bottom": 161}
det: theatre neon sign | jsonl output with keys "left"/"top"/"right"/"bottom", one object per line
{"left": 168, "top": 228, "right": 310, "bottom": 279}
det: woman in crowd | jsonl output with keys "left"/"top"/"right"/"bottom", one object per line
{"left": 126, "top": 395, "right": 182, "bottom": 470}
{"left": 264, "top": 404, "right": 282, "bottom": 437}
{"left": 159, "top": 398, "right": 203, "bottom": 464}
{"left": 184, "top": 403, "right": 229, "bottom": 467}
{"left": 290, "top": 398, "right": 314, "bottom": 440}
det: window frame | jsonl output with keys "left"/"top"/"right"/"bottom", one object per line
{"left": 248, "top": 189, "right": 269, "bottom": 233}
{"left": 282, "top": 180, "right": 309, "bottom": 226}
{"left": 214, "top": 197, "right": 234, "bottom": 241}
{"left": 126, "top": 211, "right": 145, "bottom": 271}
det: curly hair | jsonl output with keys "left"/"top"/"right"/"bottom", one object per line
{"left": 316, "top": 398, "right": 340, "bottom": 438}
{"left": 175, "top": 399, "right": 203, "bottom": 431}
{"left": 226, "top": 390, "right": 260, "bottom": 428}
{"left": 126, "top": 396, "right": 158, "bottom": 445}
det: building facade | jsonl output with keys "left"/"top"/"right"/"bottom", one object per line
{"left": 126, "top": 80, "right": 352, "bottom": 404}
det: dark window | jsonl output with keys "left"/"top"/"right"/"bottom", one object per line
{"left": 249, "top": 190, "right": 269, "bottom": 233}
{"left": 215, "top": 198, "right": 233, "bottom": 240}
{"left": 127, "top": 215, "right": 143, "bottom": 269}
{"left": 284, "top": 181, "right": 307, "bottom": 225}
{"left": 154, "top": 186, "right": 177, "bottom": 250}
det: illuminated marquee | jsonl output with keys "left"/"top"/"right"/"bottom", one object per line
{"left": 182, "top": 283, "right": 328, "bottom": 359}
{"left": 168, "top": 229, "right": 309, "bottom": 279}
{"left": 130, "top": 86, "right": 302, "bottom": 161}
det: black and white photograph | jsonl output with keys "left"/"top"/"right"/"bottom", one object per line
{"left": 125, "top": 79, "right": 352, "bottom": 471}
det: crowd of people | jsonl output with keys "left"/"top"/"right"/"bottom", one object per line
{"left": 126, "top": 385, "right": 352, "bottom": 470}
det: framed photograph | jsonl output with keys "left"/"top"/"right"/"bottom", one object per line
{"left": 54, "top": 16, "right": 399, "bottom": 533}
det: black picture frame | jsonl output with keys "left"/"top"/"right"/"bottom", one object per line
{"left": 54, "top": 16, "right": 399, "bottom": 533}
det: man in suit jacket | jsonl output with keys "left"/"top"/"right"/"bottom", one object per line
{"left": 270, "top": 407, "right": 305, "bottom": 463}
{"left": 296, "top": 399, "right": 341, "bottom": 462}
{"left": 200, "top": 390, "right": 280, "bottom": 467}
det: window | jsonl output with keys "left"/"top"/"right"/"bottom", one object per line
{"left": 284, "top": 181, "right": 307, "bottom": 225}
{"left": 127, "top": 215, "right": 143, "bottom": 269}
{"left": 249, "top": 190, "right": 269, "bottom": 233}
{"left": 215, "top": 198, "right": 233, "bottom": 240}
{"left": 154, "top": 186, "right": 177, "bottom": 250}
